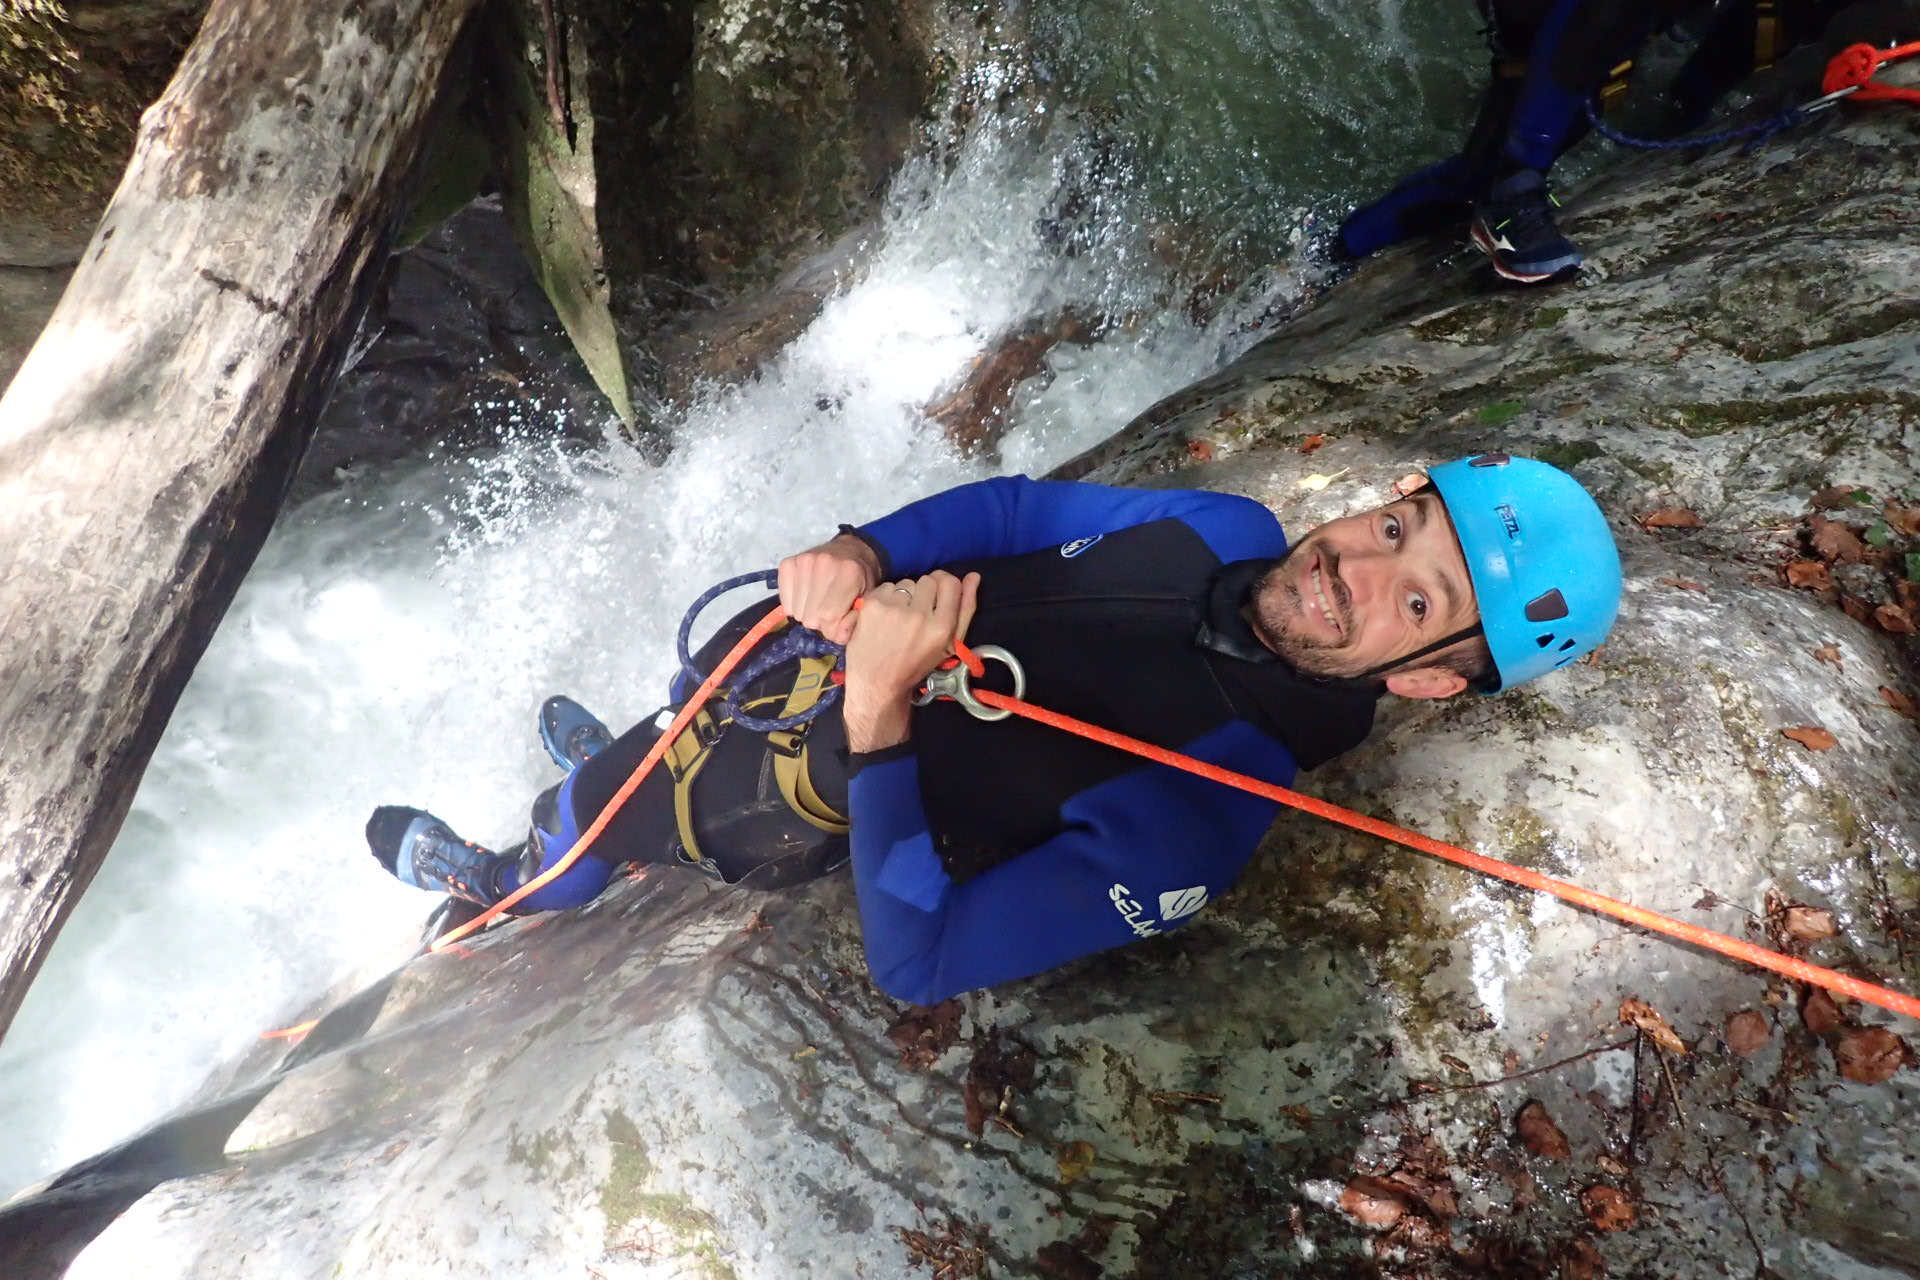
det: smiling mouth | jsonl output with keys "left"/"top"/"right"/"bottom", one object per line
{"left": 1308, "top": 555, "right": 1343, "bottom": 639}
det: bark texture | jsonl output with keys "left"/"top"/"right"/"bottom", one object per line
{"left": 0, "top": 0, "right": 480, "bottom": 1044}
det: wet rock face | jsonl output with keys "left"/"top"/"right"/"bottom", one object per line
{"left": 37, "top": 94, "right": 1920, "bottom": 1280}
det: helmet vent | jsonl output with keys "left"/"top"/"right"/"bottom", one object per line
{"left": 1558, "top": 638, "right": 1578, "bottom": 652}
{"left": 1524, "top": 589, "right": 1569, "bottom": 622}
{"left": 1536, "top": 633, "right": 1555, "bottom": 648}
{"left": 1469, "top": 453, "right": 1512, "bottom": 468}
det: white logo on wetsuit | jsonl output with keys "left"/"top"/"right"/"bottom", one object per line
{"left": 1158, "top": 885, "right": 1209, "bottom": 920}
{"left": 1109, "top": 882, "right": 1210, "bottom": 936}
{"left": 1059, "top": 534, "right": 1102, "bottom": 558}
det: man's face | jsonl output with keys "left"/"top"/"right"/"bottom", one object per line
{"left": 1249, "top": 487, "right": 1479, "bottom": 682}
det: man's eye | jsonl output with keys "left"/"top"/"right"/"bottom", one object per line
{"left": 1384, "top": 515, "right": 1402, "bottom": 542}
{"left": 1408, "top": 592, "right": 1429, "bottom": 621}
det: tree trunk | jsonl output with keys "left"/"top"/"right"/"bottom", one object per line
{"left": 0, "top": 0, "right": 480, "bottom": 1045}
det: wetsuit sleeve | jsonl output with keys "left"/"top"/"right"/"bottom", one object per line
{"left": 847, "top": 722, "right": 1294, "bottom": 1006}
{"left": 853, "top": 475, "right": 1283, "bottom": 577}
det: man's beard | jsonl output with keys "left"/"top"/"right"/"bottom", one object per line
{"left": 1247, "top": 549, "right": 1373, "bottom": 680}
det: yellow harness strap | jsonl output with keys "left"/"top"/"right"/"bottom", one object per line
{"left": 660, "top": 652, "right": 848, "bottom": 867}
{"left": 1754, "top": 0, "right": 1781, "bottom": 71}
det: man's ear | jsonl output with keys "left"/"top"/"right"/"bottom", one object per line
{"left": 1383, "top": 667, "right": 1468, "bottom": 700}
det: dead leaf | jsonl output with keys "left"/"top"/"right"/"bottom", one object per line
{"left": 1802, "top": 988, "right": 1844, "bottom": 1037}
{"left": 1834, "top": 1027, "right": 1910, "bottom": 1084}
{"left": 1299, "top": 433, "right": 1327, "bottom": 454}
{"left": 1559, "top": 1237, "right": 1605, "bottom": 1280}
{"left": 1339, "top": 1175, "right": 1413, "bottom": 1229}
{"left": 1692, "top": 890, "right": 1722, "bottom": 910}
{"left": 1783, "top": 906, "right": 1838, "bottom": 942}
{"left": 1874, "top": 603, "right": 1916, "bottom": 635}
{"left": 1785, "top": 560, "right": 1832, "bottom": 590}
{"left": 1809, "top": 515, "right": 1867, "bottom": 563}
{"left": 1639, "top": 507, "right": 1703, "bottom": 530}
{"left": 1781, "top": 725, "right": 1838, "bottom": 752}
{"left": 1595, "top": 1154, "right": 1630, "bottom": 1177}
{"left": 1884, "top": 501, "right": 1920, "bottom": 537}
{"left": 1056, "top": 1141, "right": 1096, "bottom": 1185}
{"left": 1811, "top": 484, "right": 1863, "bottom": 510}
{"left": 1514, "top": 1100, "right": 1571, "bottom": 1159}
{"left": 1581, "top": 1185, "right": 1637, "bottom": 1232}
{"left": 1658, "top": 577, "right": 1707, "bottom": 592}
{"left": 1898, "top": 580, "right": 1920, "bottom": 612}
{"left": 1811, "top": 644, "right": 1843, "bottom": 668}
{"left": 1726, "top": 1009, "right": 1771, "bottom": 1056}
{"left": 1385, "top": 1169, "right": 1459, "bottom": 1220}
{"left": 1880, "top": 686, "right": 1919, "bottom": 720}
{"left": 1841, "top": 595, "right": 1872, "bottom": 622}
{"left": 1619, "top": 998, "right": 1689, "bottom": 1056}
{"left": 1185, "top": 438, "right": 1215, "bottom": 462}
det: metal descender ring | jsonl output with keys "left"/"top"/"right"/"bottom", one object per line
{"left": 912, "top": 645, "right": 1025, "bottom": 721}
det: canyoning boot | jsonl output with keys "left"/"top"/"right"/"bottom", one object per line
{"left": 539, "top": 695, "right": 614, "bottom": 773}
{"left": 1469, "top": 169, "right": 1582, "bottom": 284}
{"left": 366, "top": 805, "right": 514, "bottom": 906}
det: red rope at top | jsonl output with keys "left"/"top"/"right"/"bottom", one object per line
{"left": 1823, "top": 40, "right": 1920, "bottom": 105}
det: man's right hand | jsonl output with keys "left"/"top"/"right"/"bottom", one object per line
{"left": 777, "top": 532, "right": 881, "bottom": 645}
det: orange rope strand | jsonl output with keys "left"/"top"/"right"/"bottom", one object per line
{"left": 953, "top": 660, "right": 1920, "bottom": 1023}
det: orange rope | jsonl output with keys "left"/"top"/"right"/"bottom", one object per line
{"left": 426, "top": 605, "right": 790, "bottom": 951}
{"left": 947, "top": 636, "right": 1920, "bottom": 1023}
{"left": 1823, "top": 40, "right": 1920, "bottom": 105}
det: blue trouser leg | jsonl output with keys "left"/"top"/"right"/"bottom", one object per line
{"left": 1336, "top": 154, "right": 1473, "bottom": 258}
{"left": 497, "top": 771, "right": 618, "bottom": 911}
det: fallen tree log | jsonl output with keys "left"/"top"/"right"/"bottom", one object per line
{"left": 0, "top": 0, "right": 481, "bottom": 1045}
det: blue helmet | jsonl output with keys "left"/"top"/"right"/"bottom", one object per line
{"left": 1426, "top": 453, "right": 1623, "bottom": 692}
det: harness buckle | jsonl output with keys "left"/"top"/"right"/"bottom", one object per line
{"left": 912, "top": 644, "right": 1026, "bottom": 721}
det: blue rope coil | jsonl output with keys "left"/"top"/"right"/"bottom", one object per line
{"left": 1582, "top": 97, "right": 1810, "bottom": 152}
{"left": 676, "top": 570, "right": 846, "bottom": 732}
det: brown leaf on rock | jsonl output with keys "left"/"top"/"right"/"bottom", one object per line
{"left": 1658, "top": 577, "right": 1707, "bottom": 592}
{"left": 1340, "top": 1175, "right": 1413, "bottom": 1229}
{"left": 1811, "top": 484, "right": 1863, "bottom": 510}
{"left": 1802, "top": 988, "right": 1845, "bottom": 1037}
{"left": 1581, "top": 1185, "right": 1638, "bottom": 1232}
{"left": 1726, "top": 1009, "right": 1771, "bottom": 1056}
{"left": 1515, "top": 1100, "right": 1572, "bottom": 1159}
{"left": 1783, "top": 906, "right": 1838, "bottom": 941}
{"left": 1781, "top": 725, "right": 1838, "bottom": 752}
{"left": 1841, "top": 595, "right": 1872, "bottom": 622}
{"left": 1619, "top": 998, "right": 1689, "bottom": 1056}
{"left": 1809, "top": 515, "right": 1867, "bottom": 563}
{"left": 1055, "top": 1140, "right": 1096, "bottom": 1186}
{"left": 1874, "top": 603, "right": 1916, "bottom": 635}
{"left": 1596, "top": 1154, "right": 1630, "bottom": 1177}
{"left": 886, "top": 999, "right": 965, "bottom": 1072}
{"left": 1898, "top": 580, "right": 1920, "bottom": 612}
{"left": 1639, "top": 507, "right": 1703, "bottom": 530}
{"left": 1785, "top": 560, "right": 1832, "bottom": 590}
{"left": 1185, "top": 438, "right": 1214, "bottom": 462}
{"left": 1880, "top": 686, "right": 1919, "bottom": 720}
{"left": 1811, "top": 644, "right": 1843, "bottom": 668}
{"left": 1299, "top": 433, "right": 1327, "bottom": 454}
{"left": 1884, "top": 501, "right": 1920, "bottom": 537}
{"left": 1834, "top": 1027, "right": 1910, "bottom": 1084}
{"left": 1560, "top": 1237, "right": 1606, "bottom": 1280}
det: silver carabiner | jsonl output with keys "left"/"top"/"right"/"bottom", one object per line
{"left": 1799, "top": 84, "right": 1859, "bottom": 114}
{"left": 912, "top": 644, "right": 1026, "bottom": 721}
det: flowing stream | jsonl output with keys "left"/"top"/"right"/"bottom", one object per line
{"left": 0, "top": 0, "right": 1486, "bottom": 1200}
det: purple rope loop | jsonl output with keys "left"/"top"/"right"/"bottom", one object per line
{"left": 1582, "top": 97, "right": 1809, "bottom": 153}
{"left": 676, "top": 571, "right": 846, "bottom": 733}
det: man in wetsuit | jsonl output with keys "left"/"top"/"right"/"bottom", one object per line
{"left": 1337, "top": 0, "right": 1691, "bottom": 282}
{"left": 367, "top": 454, "right": 1622, "bottom": 1005}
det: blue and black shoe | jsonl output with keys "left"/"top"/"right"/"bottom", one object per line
{"left": 1469, "top": 169, "right": 1582, "bottom": 284}
{"left": 539, "top": 695, "right": 613, "bottom": 773}
{"left": 366, "top": 805, "right": 511, "bottom": 906}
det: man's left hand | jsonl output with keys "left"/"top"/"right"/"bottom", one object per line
{"left": 842, "top": 570, "right": 981, "bottom": 752}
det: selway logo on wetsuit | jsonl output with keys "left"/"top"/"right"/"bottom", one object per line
{"left": 1108, "top": 882, "right": 1209, "bottom": 938}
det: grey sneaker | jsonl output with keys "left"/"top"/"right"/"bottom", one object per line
{"left": 366, "top": 806, "right": 509, "bottom": 906}
{"left": 539, "top": 695, "right": 614, "bottom": 772}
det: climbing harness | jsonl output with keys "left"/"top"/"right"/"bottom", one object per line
{"left": 428, "top": 595, "right": 1920, "bottom": 1028}
{"left": 1582, "top": 39, "right": 1920, "bottom": 152}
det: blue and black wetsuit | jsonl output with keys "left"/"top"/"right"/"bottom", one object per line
{"left": 502, "top": 477, "right": 1379, "bottom": 1005}
{"left": 1338, "top": 0, "right": 1686, "bottom": 258}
